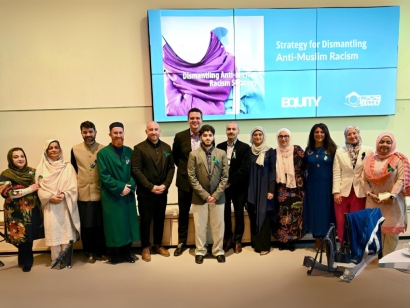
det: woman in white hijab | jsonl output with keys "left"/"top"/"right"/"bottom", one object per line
{"left": 272, "top": 128, "right": 305, "bottom": 251}
{"left": 247, "top": 126, "right": 276, "bottom": 255}
{"left": 35, "top": 139, "right": 80, "bottom": 264}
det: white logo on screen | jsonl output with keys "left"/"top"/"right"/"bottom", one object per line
{"left": 345, "top": 91, "right": 381, "bottom": 107}
{"left": 281, "top": 96, "right": 321, "bottom": 108}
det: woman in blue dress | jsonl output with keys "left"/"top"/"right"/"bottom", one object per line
{"left": 303, "top": 123, "right": 337, "bottom": 248}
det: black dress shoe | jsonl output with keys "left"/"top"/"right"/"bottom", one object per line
{"left": 288, "top": 243, "right": 296, "bottom": 252}
{"left": 223, "top": 240, "right": 233, "bottom": 253}
{"left": 195, "top": 255, "right": 204, "bottom": 264}
{"left": 22, "top": 265, "right": 31, "bottom": 272}
{"left": 216, "top": 255, "right": 226, "bottom": 263}
{"left": 103, "top": 259, "right": 119, "bottom": 265}
{"left": 174, "top": 243, "right": 185, "bottom": 256}
{"left": 125, "top": 257, "right": 136, "bottom": 263}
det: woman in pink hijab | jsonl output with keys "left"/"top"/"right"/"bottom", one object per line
{"left": 362, "top": 133, "right": 409, "bottom": 256}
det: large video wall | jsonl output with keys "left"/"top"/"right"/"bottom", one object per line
{"left": 148, "top": 7, "right": 400, "bottom": 122}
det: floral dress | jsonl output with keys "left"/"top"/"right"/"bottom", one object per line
{"left": 272, "top": 146, "right": 305, "bottom": 243}
{"left": 0, "top": 176, "right": 44, "bottom": 246}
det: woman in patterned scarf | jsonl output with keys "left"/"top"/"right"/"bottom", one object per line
{"left": 0, "top": 148, "right": 44, "bottom": 272}
{"left": 362, "top": 133, "right": 410, "bottom": 256}
{"left": 332, "top": 126, "right": 373, "bottom": 247}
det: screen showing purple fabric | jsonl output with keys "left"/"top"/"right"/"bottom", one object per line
{"left": 163, "top": 31, "right": 235, "bottom": 116}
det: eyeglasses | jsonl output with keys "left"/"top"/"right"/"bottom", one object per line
{"left": 278, "top": 135, "right": 289, "bottom": 139}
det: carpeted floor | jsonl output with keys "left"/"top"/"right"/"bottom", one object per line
{"left": 1, "top": 241, "right": 409, "bottom": 308}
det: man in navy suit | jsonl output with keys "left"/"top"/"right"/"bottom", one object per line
{"left": 172, "top": 108, "right": 202, "bottom": 256}
{"left": 217, "top": 122, "right": 250, "bottom": 253}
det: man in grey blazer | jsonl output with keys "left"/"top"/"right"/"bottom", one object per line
{"left": 187, "top": 125, "right": 228, "bottom": 264}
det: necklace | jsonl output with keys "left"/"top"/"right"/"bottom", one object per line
{"left": 315, "top": 147, "right": 323, "bottom": 158}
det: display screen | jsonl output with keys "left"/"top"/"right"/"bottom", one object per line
{"left": 147, "top": 7, "right": 399, "bottom": 122}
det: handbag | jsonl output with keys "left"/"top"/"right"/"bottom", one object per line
{"left": 335, "top": 242, "right": 351, "bottom": 263}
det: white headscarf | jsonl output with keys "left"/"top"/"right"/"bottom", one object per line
{"left": 250, "top": 126, "right": 271, "bottom": 166}
{"left": 35, "top": 139, "right": 80, "bottom": 236}
{"left": 275, "top": 128, "right": 296, "bottom": 188}
{"left": 35, "top": 139, "right": 69, "bottom": 195}
{"left": 344, "top": 125, "right": 362, "bottom": 169}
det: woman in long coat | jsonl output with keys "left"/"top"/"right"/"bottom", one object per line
{"left": 247, "top": 126, "right": 276, "bottom": 255}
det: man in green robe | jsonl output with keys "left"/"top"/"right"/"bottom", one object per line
{"left": 97, "top": 122, "right": 140, "bottom": 264}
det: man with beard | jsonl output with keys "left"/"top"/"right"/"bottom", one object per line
{"left": 217, "top": 122, "right": 250, "bottom": 253}
{"left": 97, "top": 122, "right": 140, "bottom": 264}
{"left": 187, "top": 125, "right": 228, "bottom": 264}
{"left": 131, "top": 121, "right": 175, "bottom": 262}
{"left": 71, "top": 121, "right": 107, "bottom": 263}
{"left": 172, "top": 108, "right": 202, "bottom": 256}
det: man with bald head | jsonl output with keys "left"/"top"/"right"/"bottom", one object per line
{"left": 217, "top": 122, "right": 250, "bottom": 253}
{"left": 132, "top": 121, "right": 175, "bottom": 262}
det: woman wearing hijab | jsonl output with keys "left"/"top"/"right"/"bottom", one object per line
{"left": 0, "top": 148, "right": 44, "bottom": 272}
{"left": 332, "top": 126, "right": 373, "bottom": 245}
{"left": 272, "top": 128, "right": 305, "bottom": 251}
{"left": 247, "top": 127, "right": 276, "bottom": 255}
{"left": 362, "top": 133, "right": 409, "bottom": 256}
{"left": 303, "top": 123, "right": 337, "bottom": 249}
{"left": 35, "top": 140, "right": 80, "bottom": 264}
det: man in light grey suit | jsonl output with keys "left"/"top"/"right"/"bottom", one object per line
{"left": 187, "top": 124, "right": 228, "bottom": 264}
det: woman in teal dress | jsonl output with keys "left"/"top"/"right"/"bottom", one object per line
{"left": 0, "top": 148, "right": 44, "bottom": 272}
{"left": 303, "top": 123, "right": 337, "bottom": 248}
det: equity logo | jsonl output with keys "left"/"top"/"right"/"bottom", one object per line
{"left": 281, "top": 96, "right": 321, "bottom": 108}
{"left": 345, "top": 91, "right": 381, "bottom": 107}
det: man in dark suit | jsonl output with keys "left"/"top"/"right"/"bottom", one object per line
{"left": 217, "top": 122, "right": 250, "bottom": 253}
{"left": 131, "top": 121, "right": 175, "bottom": 262}
{"left": 188, "top": 124, "right": 228, "bottom": 264}
{"left": 172, "top": 108, "right": 202, "bottom": 256}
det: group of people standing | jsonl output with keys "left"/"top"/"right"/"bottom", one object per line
{"left": 246, "top": 123, "right": 408, "bottom": 258}
{"left": 0, "top": 108, "right": 408, "bottom": 271}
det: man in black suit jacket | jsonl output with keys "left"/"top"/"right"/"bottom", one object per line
{"left": 172, "top": 108, "right": 203, "bottom": 256}
{"left": 216, "top": 122, "right": 250, "bottom": 253}
{"left": 131, "top": 121, "right": 175, "bottom": 262}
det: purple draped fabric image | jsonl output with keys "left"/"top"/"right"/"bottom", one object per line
{"left": 163, "top": 31, "right": 235, "bottom": 116}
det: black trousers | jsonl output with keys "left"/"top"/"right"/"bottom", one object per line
{"left": 78, "top": 200, "right": 106, "bottom": 257}
{"left": 81, "top": 225, "right": 107, "bottom": 257}
{"left": 107, "top": 242, "right": 132, "bottom": 263}
{"left": 138, "top": 194, "right": 167, "bottom": 248}
{"left": 224, "top": 187, "right": 246, "bottom": 243}
{"left": 177, "top": 188, "right": 193, "bottom": 245}
{"left": 18, "top": 241, "right": 34, "bottom": 267}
